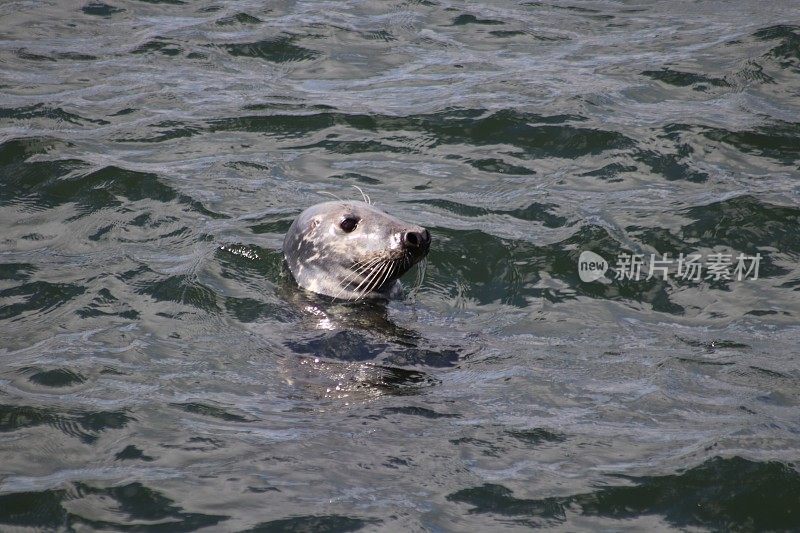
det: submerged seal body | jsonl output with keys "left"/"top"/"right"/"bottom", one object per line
{"left": 283, "top": 201, "right": 430, "bottom": 300}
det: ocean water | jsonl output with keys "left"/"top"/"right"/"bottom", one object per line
{"left": 1, "top": 0, "right": 799, "bottom": 530}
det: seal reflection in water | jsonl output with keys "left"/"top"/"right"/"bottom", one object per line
{"left": 283, "top": 201, "right": 430, "bottom": 300}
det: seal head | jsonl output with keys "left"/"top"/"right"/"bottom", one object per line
{"left": 283, "top": 201, "right": 430, "bottom": 300}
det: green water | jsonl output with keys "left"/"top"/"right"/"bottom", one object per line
{"left": 1, "top": 0, "right": 799, "bottom": 530}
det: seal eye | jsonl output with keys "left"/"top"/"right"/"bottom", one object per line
{"left": 340, "top": 216, "right": 359, "bottom": 233}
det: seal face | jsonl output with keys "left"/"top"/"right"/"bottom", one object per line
{"left": 283, "top": 201, "right": 431, "bottom": 300}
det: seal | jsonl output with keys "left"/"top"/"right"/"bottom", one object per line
{"left": 283, "top": 201, "right": 430, "bottom": 300}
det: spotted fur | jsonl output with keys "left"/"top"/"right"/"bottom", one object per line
{"left": 283, "top": 201, "right": 430, "bottom": 300}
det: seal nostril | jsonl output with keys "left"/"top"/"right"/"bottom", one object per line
{"left": 404, "top": 231, "right": 420, "bottom": 247}
{"left": 421, "top": 229, "right": 430, "bottom": 244}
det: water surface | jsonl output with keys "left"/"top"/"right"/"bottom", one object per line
{"left": 1, "top": 0, "right": 799, "bottom": 530}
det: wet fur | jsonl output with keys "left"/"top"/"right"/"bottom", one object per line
{"left": 283, "top": 201, "right": 429, "bottom": 300}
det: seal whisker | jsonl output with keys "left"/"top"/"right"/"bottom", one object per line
{"left": 351, "top": 259, "right": 388, "bottom": 300}
{"left": 331, "top": 258, "right": 376, "bottom": 299}
{"left": 360, "top": 257, "right": 401, "bottom": 300}
{"left": 362, "top": 259, "right": 395, "bottom": 299}
{"left": 333, "top": 257, "right": 383, "bottom": 299}
{"left": 362, "top": 262, "right": 390, "bottom": 299}
{"left": 366, "top": 260, "right": 391, "bottom": 291}
{"left": 375, "top": 259, "right": 398, "bottom": 293}
{"left": 353, "top": 257, "right": 385, "bottom": 281}
{"left": 409, "top": 258, "right": 426, "bottom": 298}
{"left": 352, "top": 185, "right": 371, "bottom": 205}
{"left": 353, "top": 268, "right": 382, "bottom": 300}
{"left": 374, "top": 261, "right": 395, "bottom": 294}
{"left": 349, "top": 257, "right": 381, "bottom": 279}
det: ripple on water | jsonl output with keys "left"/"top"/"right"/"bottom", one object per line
{"left": 27, "top": 368, "right": 87, "bottom": 388}
{"left": 0, "top": 404, "right": 133, "bottom": 444}
{"left": 1, "top": 1, "right": 799, "bottom": 530}
{"left": 447, "top": 457, "right": 800, "bottom": 530}
{"left": 0, "top": 483, "right": 228, "bottom": 530}
{"left": 221, "top": 37, "right": 321, "bottom": 63}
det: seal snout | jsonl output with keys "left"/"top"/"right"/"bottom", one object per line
{"left": 401, "top": 228, "right": 431, "bottom": 253}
